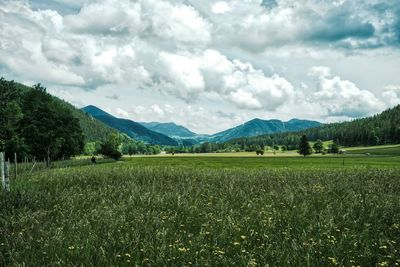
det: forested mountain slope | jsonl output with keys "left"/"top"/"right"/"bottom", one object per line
{"left": 226, "top": 105, "right": 400, "bottom": 148}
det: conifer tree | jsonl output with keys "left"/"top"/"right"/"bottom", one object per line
{"left": 298, "top": 135, "right": 312, "bottom": 157}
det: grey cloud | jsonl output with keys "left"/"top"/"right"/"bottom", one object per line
{"left": 216, "top": 110, "right": 237, "bottom": 120}
{"left": 29, "top": 0, "right": 81, "bottom": 15}
{"left": 105, "top": 94, "right": 119, "bottom": 100}
{"left": 308, "top": 10, "right": 375, "bottom": 43}
{"left": 261, "top": 0, "right": 277, "bottom": 9}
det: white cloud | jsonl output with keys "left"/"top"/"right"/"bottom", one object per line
{"left": 157, "top": 49, "right": 294, "bottom": 110}
{"left": 151, "top": 104, "right": 165, "bottom": 117}
{"left": 149, "top": 0, "right": 211, "bottom": 45}
{"left": 382, "top": 85, "right": 400, "bottom": 107}
{"left": 310, "top": 66, "right": 385, "bottom": 117}
{"left": 212, "top": 2, "right": 231, "bottom": 14}
{"left": 115, "top": 107, "right": 130, "bottom": 118}
{"left": 1, "top": 0, "right": 400, "bottom": 133}
{"left": 64, "top": 1, "right": 143, "bottom": 35}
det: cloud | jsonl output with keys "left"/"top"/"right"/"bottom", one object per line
{"left": 307, "top": 9, "right": 375, "bottom": 43}
{"left": 157, "top": 49, "right": 294, "bottom": 110}
{"left": 309, "top": 66, "right": 385, "bottom": 117}
{"left": 382, "top": 85, "right": 400, "bottom": 107}
{"left": 105, "top": 94, "right": 119, "bottom": 100}
{"left": 148, "top": 0, "right": 211, "bottom": 45}
{"left": 115, "top": 107, "right": 130, "bottom": 118}
{"left": 199, "top": 0, "right": 400, "bottom": 51}
{"left": 151, "top": 104, "right": 165, "bottom": 117}
{"left": 212, "top": 2, "right": 231, "bottom": 14}
{"left": 64, "top": 1, "right": 143, "bottom": 35}
{"left": 1, "top": 0, "right": 399, "bottom": 132}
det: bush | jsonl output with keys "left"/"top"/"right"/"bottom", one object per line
{"left": 256, "top": 150, "right": 264, "bottom": 155}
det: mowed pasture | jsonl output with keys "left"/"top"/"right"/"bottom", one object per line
{"left": 1, "top": 155, "right": 400, "bottom": 266}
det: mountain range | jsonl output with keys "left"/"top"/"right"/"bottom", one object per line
{"left": 82, "top": 105, "right": 178, "bottom": 146}
{"left": 208, "top": 118, "right": 321, "bottom": 143}
{"left": 82, "top": 105, "right": 321, "bottom": 145}
{"left": 140, "top": 122, "right": 197, "bottom": 138}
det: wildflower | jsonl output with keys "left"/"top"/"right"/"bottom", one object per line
{"left": 116, "top": 254, "right": 121, "bottom": 258}
{"left": 124, "top": 253, "right": 131, "bottom": 258}
{"left": 379, "top": 245, "right": 387, "bottom": 249}
{"left": 328, "top": 257, "right": 338, "bottom": 265}
{"left": 68, "top": 246, "right": 75, "bottom": 250}
{"left": 249, "top": 258, "right": 257, "bottom": 267}
{"left": 214, "top": 250, "right": 225, "bottom": 255}
{"left": 178, "top": 247, "right": 188, "bottom": 253}
{"left": 241, "top": 235, "right": 246, "bottom": 240}
{"left": 233, "top": 242, "right": 240, "bottom": 246}
{"left": 378, "top": 262, "right": 389, "bottom": 267}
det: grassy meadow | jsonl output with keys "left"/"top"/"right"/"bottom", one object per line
{"left": 1, "top": 152, "right": 400, "bottom": 266}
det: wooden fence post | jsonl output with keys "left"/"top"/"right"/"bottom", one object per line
{"left": 4, "top": 160, "right": 10, "bottom": 192}
{"left": 1, "top": 152, "right": 5, "bottom": 191}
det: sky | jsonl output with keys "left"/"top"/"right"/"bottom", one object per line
{"left": 1, "top": 0, "right": 400, "bottom": 134}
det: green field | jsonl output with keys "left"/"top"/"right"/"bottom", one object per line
{"left": 346, "top": 144, "right": 400, "bottom": 156}
{"left": 1, "top": 155, "right": 400, "bottom": 266}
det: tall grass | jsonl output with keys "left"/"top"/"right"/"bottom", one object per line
{"left": 1, "top": 163, "right": 400, "bottom": 266}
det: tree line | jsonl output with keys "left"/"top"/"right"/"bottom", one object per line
{"left": 0, "top": 78, "right": 164, "bottom": 163}
{"left": 222, "top": 105, "right": 400, "bottom": 151}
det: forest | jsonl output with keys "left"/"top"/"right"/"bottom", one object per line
{"left": 0, "top": 78, "right": 162, "bottom": 163}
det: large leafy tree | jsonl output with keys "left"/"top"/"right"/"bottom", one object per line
{"left": 97, "top": 133, "right": 122, "bottom": 160}
{"left": 298, "top": 135, "right": 312, "bottom": 157}
{"left": 20, "top": 84, "right": 84, "bottom": 165}
{"left": 313, "top": 139, "right": 324, "bottom": 153}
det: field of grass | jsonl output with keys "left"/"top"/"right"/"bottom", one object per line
{"left": 126, "top": 155, "right": 400, "bottom": 169}
{"left": 346, "top": 144, "right": 400, "bottom": 156}
{"left": 1, "top": 156, "right": 400, "bottom": 266}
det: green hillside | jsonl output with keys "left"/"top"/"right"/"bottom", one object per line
{"left": 82, "top": 106, "right": 178, "bottom": 146}
{"left": 140, "top": 122, "right": 197, "bottom": 138}
{"left": 14, "top": 83, "right": 121, "bottom": 143}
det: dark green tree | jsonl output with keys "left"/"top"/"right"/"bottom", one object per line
{"left": 20, "top": 84, "right": 84, "bottom": 165}
{"left": 329, "top": 141, "right": 339, "bottom": 154}
{"left": 97, "top": 133, "right": 122, "bottom": 160}
{"left": 313, "top": 139, "right": 323, "bottom": 153}
{"left": 297, "top": 135, "right": 312, "bottom": 157}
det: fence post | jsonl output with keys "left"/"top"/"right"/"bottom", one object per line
{"left": 14, "top": 153, "right": 17, "bottom": 180}
{"left": 1, "top": 152, "right": 4, "bottom": 190}
{"left": 4, "top": 160, "right": 10, "bottom": 192}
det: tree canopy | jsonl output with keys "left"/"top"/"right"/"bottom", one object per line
{"left": 0, "top": 78, "right": 84, "bottom": 163}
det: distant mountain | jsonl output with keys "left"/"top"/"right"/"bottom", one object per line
{"left": 82, "top": 106, "right": 178, "bottom": 146}
{"left": 210, "top": 118, "right": 321, "bottom": 143}
{"left": 140, "top": 122, "right": 197, "bottom": 138}
{"left": 226, "top": 105, "right": 400, "bottom": 148}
